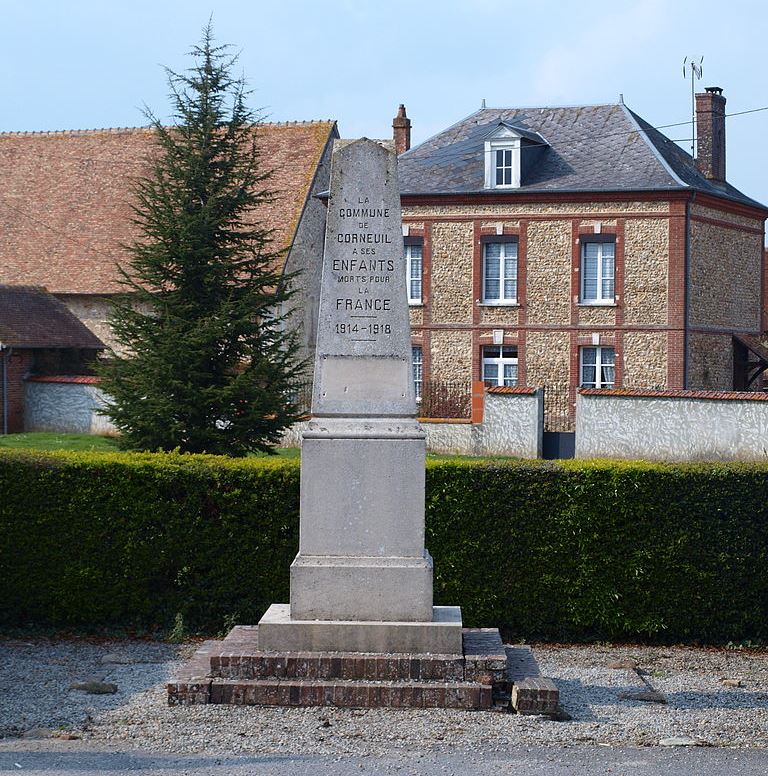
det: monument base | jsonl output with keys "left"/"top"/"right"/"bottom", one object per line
{"left": 258, "top": 603, "right": 463, "bottom": 655}
{"left": 290, "top": 553, "right": 434, "bottom": 622}
{"left": 169, "top": 624, "right": 565, "bottom": 711}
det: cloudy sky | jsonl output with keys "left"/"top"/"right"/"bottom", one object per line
{"left": 3, "top": 0, "right": 767, "bottom": 207}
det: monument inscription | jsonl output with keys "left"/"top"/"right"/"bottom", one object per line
{"left": 313, "top": 141, "right": 413, "bottom": 417}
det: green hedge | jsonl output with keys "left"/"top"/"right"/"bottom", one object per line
{"left": 1, "top": 450, "right": 767, "bottom": 643}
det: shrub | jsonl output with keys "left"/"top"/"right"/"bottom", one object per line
{"left": 1, "top": 450, "right": 766, "bottom": 642}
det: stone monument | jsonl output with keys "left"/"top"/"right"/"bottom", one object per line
{"left": 258, "top": 138, "right": 461, "bottom": 654}
{"left": 168, "top": 139, "right": 559, "bottom": 713}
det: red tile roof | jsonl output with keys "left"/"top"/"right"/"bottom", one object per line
{"left": 0, "top": 285, "right": 105, "bottom": 348}
{"left": 0, "top": 121, "right": 336, "bottom": 294}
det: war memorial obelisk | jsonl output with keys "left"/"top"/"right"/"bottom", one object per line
{"left": 258, "top": 139, "right": 463, "bottom": 654}
{"left": 168, "top": 139, "right": 555, "bottom": 711}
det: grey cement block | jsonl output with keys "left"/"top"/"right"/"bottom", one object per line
{"left": 257, "top": 604, "right": 464, "bottom": 655}
{"left": 299, "top": 432, "right": 425, "bottom": 558}
{"left": 290, "top": 552, "right": 433, "bottom": 622}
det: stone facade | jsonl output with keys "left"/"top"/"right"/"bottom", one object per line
{"left": 430, "top": 222, "right": 474, "bottom": 323}
{"left": 688, "top": 211, "right": 762, "bottom": 331}
{"left": 688, "top": 332, "right": 733, "bottom": 390}
{"left": 623, "top": 218, "right": 668, "bottom": 326}
{"left": 429, "top": 329, "right": 472, "bottom": 384}
{"left": 526, "top": 221, "right": 571, "bottom": 326}
{"left": 622, "top": 331, "right": 667, "bottom": 390}
{"left": 401, "top": 195, "right": 765, "bottom": 432}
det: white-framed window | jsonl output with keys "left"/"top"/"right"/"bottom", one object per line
{"left": 581, "top": 240, "right": 615, "bottom": 304}
{"left": 482, "top": 241, "right": 518, "bottom": 303}
{"left": 580, "top": 346, "right": 615, "bottom": 389}
{"left": 495, "top": 148, "right": 514, "bottom": 186}
{"left": 411, "top": 346, "right": 423, "bottom": 400}
{"left": 482, "top": 345, "right": 518, "bottom": 387}
{"left": 405, "top": 242, "right": 422, "bottom": 304}
{"left": 483, "top": 124, "right": 522, "bottom": 189}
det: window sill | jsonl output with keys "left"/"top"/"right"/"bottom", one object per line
{"left": 478, "top": 302, "right": 520, "bottom": 307}
{"left": 408, "top": 302, "right": 424, "bottom": 308}
{"left": 578, "top": 302, "right": 617, "bottom": 307}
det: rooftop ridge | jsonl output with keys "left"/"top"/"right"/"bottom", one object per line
{"left": 478, "top": 102, "right": 620, "bottom": 112}
{"left": 0, "top": 119, "right": 336, "bottom": 138}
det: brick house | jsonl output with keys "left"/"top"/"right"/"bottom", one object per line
{"left": 0, "top": 285, "right": 104, "bottom": 432}
{"left": 0, "top": 121, "right": 339, "bottom": 363}
{"left": 393, "top": 90, "right": 768, "bottom": 433}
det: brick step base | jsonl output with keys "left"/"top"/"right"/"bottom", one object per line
{"left": 167, "top": 627, "right": 560, "bottom": 713}
{"left": 205, "top": 677, "right": 492, "bottom": 709}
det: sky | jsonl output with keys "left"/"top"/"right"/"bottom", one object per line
{"left": 2, "top": 0, "right": 768, "bottom": 206}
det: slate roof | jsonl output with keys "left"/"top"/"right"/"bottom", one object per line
{"left": 398, "top": 104, "right": 766, "bottom": 210}
{"left": 0, "top": 121, "right": 337, "bottom": 294}
{"left": 0, "top": 285, "right": 105, "bottom": 349}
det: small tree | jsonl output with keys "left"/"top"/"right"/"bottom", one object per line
{"left": 100, "top": 26, "right": 305, "bottom": 455}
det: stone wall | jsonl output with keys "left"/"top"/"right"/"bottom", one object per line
{"left": 622, "top": 331, "right": 667, "bottom": 389}
{"left": 687, "top": 331, "right": 733, "bottom": 390}
{"left": 526, "top": 221, "right": 571, "bottom": 325}
{"left": 58, "top": 294, "right": 117, "bottom": 350}
{"left": 281, "top": 389, "right": 544, "bottom": 458}
{"left": 430, "top": 222, "right": 474, "bottom": 323}
{"left": 25, "top": 378, "right": 117, "bottom": 435}
{"left": 688, "top": 206, "right": 762, "bottom": 331}
{"left": 576, "top": 389, "right": 768, "bottom": 462}
{"left": 430, "top": 329, "right": 473, "bottom": 384}
{"left": 623, "top": 218, "right": 668, "bottom": 325}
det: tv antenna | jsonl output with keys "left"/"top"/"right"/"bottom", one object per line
{"left": 683, "top": 56, "right": 703, "bottom": 157}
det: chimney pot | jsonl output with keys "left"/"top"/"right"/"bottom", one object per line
{"left": 695, "top": 87, "right": 726, "bottom": 182}
{"left": 392, "top": 104, "right": 411, "bottom": 155}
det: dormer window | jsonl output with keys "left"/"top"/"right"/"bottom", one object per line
{"left": 484, "top": 126, "right": 521, "bottom": 189}
{"left": 483, "top": 120, "right": 547, "bottom": 190}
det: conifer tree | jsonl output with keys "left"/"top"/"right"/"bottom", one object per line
{"left": 100, "top": 26, "right": 305, "bottom": 455}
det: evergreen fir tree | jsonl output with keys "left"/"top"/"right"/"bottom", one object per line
{"left": 99, "top": 26, "right": 305, "bottom": 455}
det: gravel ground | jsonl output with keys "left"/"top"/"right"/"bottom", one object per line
{"left": 1, "top": 639, "right": 766, "bottom": 756}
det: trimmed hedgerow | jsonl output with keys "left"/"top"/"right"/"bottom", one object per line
{"left": 1, "top": 450, "right": 766, "bottom": 643}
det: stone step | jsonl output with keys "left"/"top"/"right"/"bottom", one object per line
{"left": 211, "top": 650, "right": 466, "bottom": 682}
{"left": 172, "top": 677, "right": 493, "bottom": 709}
{"left": 505, "top": 645, "right": 560, "bottom": 715}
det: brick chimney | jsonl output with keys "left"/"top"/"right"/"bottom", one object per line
{"left": 695, "top": 86, "right": 726, "bottom": 182}
{"left": 392, "top": 104, "right": 411, "bottom": 155}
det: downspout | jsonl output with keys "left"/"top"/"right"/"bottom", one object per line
{"left": 683, "top": 193, "right": 694, "bottom": 388}
{"left": 1, "top": 344, "right": 8, "bottom": 435}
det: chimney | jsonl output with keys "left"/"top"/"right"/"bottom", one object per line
{"left": 695, "top": 86, "right": 726, "bottom": 182}
{"left": 392, "top": 104, "right": 411, "bottom": 155}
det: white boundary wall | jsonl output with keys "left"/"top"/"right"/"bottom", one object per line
{"left": 281, "top": 388, "right": 544, "bottom": 458}
{"left": 576, "top": 389, "right": 768, "bottom": 462}
{"left": 25, "top": 379, "right": 117, "bottom": 435}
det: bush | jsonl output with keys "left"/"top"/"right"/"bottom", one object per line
{"left": 1, "top": 450, "right": 766, "bottom": 642}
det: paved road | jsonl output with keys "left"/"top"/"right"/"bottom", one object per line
{"left": 1, "top": 741, "right": 766, "bottom": 775}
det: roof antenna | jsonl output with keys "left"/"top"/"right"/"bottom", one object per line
{"left": 481, "top": 98, "right": 486, "bottom": 109}
{"left": 619, "top": 93, "right": 624, "bottom": 105}
{"left": 682, "top": 56, "right": 703, "bottom": 158}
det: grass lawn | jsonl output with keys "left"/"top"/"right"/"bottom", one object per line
{"left": 0, "top": 433, "right": 516, "bottom": 461}
{"left": 0, "top": 432, "right": 121, "bottom": 452}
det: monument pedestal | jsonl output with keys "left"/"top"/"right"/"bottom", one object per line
{"left": 258, "top": 604, "right": 463, "bottom": 654}
{"left": 166, "top": 139, "right": 559, "bottom": 712}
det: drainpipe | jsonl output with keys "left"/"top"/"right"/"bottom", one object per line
{"left": 683, "top": 194, "right": 694, "bottom": 388}
{"left": 1, "top": 344, "right": 8, "bottom": 435}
